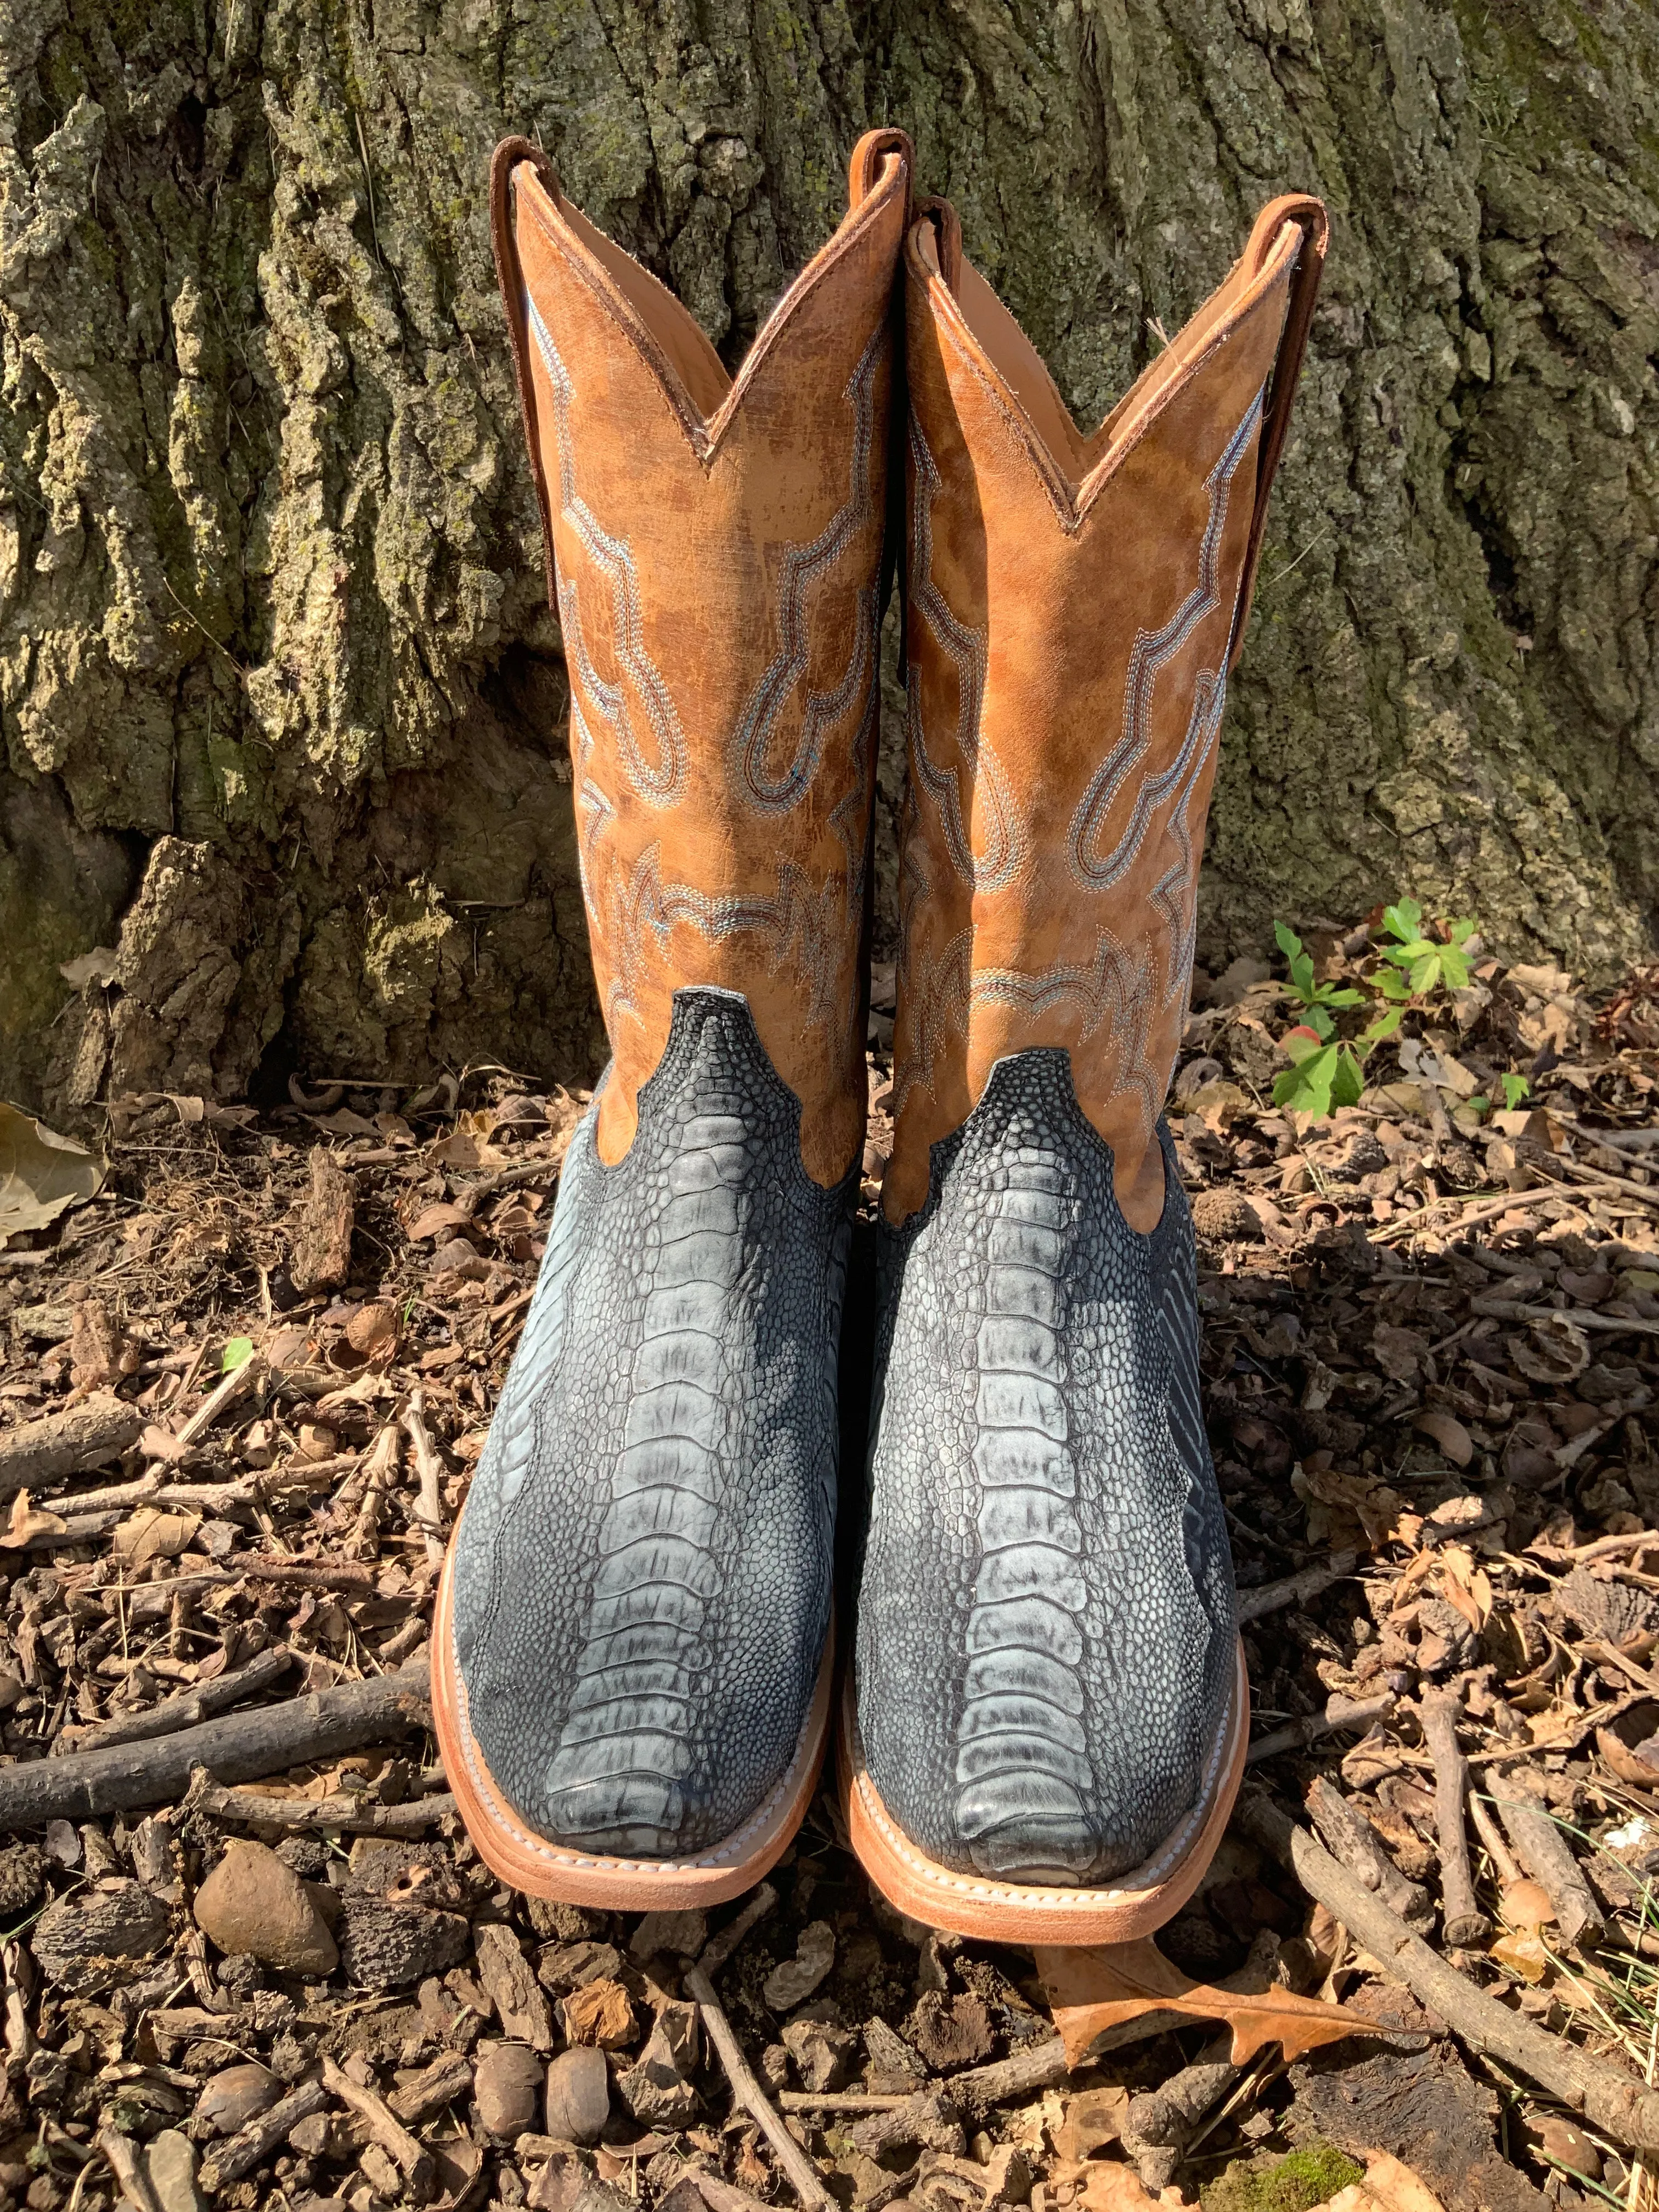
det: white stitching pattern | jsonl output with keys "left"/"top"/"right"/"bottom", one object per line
{"left": 729, "top": 325, "right": 885, "bottom": 813}
{"left": 1066, "top": 390, "right": 1264, "bottom": 893}
{"left": 907, "top": 407, "right": 1027, "bottom": 894}
{"left": 526, "top": 290, "right": 689, "bottom": 807}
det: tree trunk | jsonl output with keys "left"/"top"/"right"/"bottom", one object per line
{"left": 2, "top": 0, "right": 1654, "bottom": 1117}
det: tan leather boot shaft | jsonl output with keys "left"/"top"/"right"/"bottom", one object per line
{"left": 888, "top": 195, "right": 1327, "bottom": 1228}
{"left": 493, "top": 132, "right": 910, "bottom": 1187}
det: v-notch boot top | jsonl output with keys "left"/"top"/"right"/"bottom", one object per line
{"left": 434, "top": 130, "right": 911, "bottom": 1904}
{"left": 844, "top": 190, "right": 1328, "bottom": 1944}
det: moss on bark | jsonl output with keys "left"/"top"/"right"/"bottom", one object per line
{"left": 0, "top": 0, "right": 1654, "bottom": 1112}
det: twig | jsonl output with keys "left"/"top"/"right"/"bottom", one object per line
{"left": 778, "top": 2093, "right": 912, "bottom": 2113}
{"left": 1248, "top": 1691, "right": 1395, "bottom": 1765}
{"left": 58, "top": 1646, "right": 293, "bottom": 1753}
{"left": 1491, "top": 1779, "right": 1605, "bottom": 1950}
{"left": 181, "top": 1768, "right": 456, "bottom": 1837}
{"left": 697, "top": 1883, "right": 777, "bottom": 1978}
{"left": 0, "top": 1398, "right": 145, "bottom": 1498}
{"left": 1466, "top": 1785, "right": 1523, "bottom": 1886}
{"left": 0, "top": 1658, "right": 431, "bottom": 1826}
{"left": 949, "top": 2038, "right": 1068, "bottom": 2109}
{"left": 389, "top": 2049, "right": 476, "bottom": 2125}
{"left": 685, "top": 1961, "right": 835, "bottom": 2212}
{"left": 199, "top": 2076, "right": 329, "bottom": 2193}
{"left": 1122, "top": 2032, "right": 1240, "bottom": 2191}
{"left": 320, "top": 2055, "right": 434, "bottom": 2196}
{"left": 1237, "top": 1553, "right": 1357, "bottom": 1624}
{"left": 1419, "top": 1688, "right": 1490, "bottom": 1947}
{"left": 402, "top": 1387, "right": 446, "bottom": 1565}
{"left": 1239, "top": 1788, "right": 1659, "bottom": 2147}
{"left": 1470, "top": 1295, "right": 1659, "bottom": 1341}
{"left": 173, "top": 1355, "right": 264, "bottom": 1451}
{"left": 1305, "top": 1777, "right": 1435, "bottom": 1932}
{"left": 96, "top": 2124, "right": 162, "bottom": 2212}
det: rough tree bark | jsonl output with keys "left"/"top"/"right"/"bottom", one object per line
{"left": 1, "top": 0, "right": 1655, "bottom": 1115}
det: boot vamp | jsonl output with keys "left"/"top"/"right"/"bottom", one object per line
{"left": 857, "top": 1050, "right": 1235, "bottom": 1886}
{"left": 452, "top": 990, "right": 848, "bottom": 1859}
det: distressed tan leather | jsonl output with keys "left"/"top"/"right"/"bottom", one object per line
{"left": 887, "top": 194, "right": 1328, "bottom": 1228}
{"left": 492, "top": 132, "right": 911, "bottom": 1186}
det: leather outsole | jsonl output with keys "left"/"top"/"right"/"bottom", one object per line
{"left": 838, "top": 1635, "right": 1249, "bottom": 1945}
{"left": 432, "top": 1546, "right": 834, "bottom": 1906}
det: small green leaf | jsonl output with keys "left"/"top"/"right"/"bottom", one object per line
{"left": 221, "top": 1337, "right": 255, "bottom": 1373}
{"left": 1372, "top": 966, "right": 1413, "bottom": 1001}
{"left": 1274, "top": 919, "right": 1304, "bottom": 961}
{"left": 1408, "top": 950, "right": 1442, "bottom": 995}
{"left": 1501, "top": 1073, "right": 1531, "bottom": 1110}
{"left": 1322, "top": 986, "right": 1365, "bottom": 1008}
{"left": 1308, "top": 1006, "right": 1335, "bottom": 1041}
{"left": 1274, "top": 1042, "right": 1339, "bottom": 1117}
{"left": 1381, "top": 898, "right": 1423, "bottom": 943}
{"left": 1447, "top": 917, "right": 1476, "bottom": 946}
{"left": 1440, "top": 944, "right": 1471, "bottom": 990}
{"left": 1331, "top": 1049, "right": 1365, "bottom": 1109}
{"left": 1361, "top": 1005, "right": 1404, "bottom": 1045}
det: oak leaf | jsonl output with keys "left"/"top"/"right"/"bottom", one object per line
{"left": 1034, "top": 1937, "right": 1378, "bottom": 2069}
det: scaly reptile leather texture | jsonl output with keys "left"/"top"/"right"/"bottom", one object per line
{"left": 452, "top": 988, "right": 851, "bottom": 1856}
{"left": 856, "top": 1048, "right": 1232, "bottom": 1883}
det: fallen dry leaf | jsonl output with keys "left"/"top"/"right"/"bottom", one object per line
{"left": 1489, "top": 1928, "right": 1549, "bottom": 1982}
{"left": 112, "top": 1506, "right": 202, "bottom": 1568}
{"left": 1035, "top": 1937, "right": 1378, "bottom": 2068}
{"left": 1053, "top": 2086, "right": 1132, "bottom": 2164}
{"left": 0, "top": 1102, "right": 102, "bottom": 1247}
{"left": 1078, "top": 2162, "right": 1163, "bottom": 2212}
{"left": 1414, "top": 1410, "right": 1474, "bottom": 1468}
{"left": 1323, "top": 2149, "right": 1447, "bottom": 2212}
{"left": 1, "top": 1492, "right": 67, "bottom": 1549}
{"left": 1498, "top": 1878, "right": 1555, "bottom": 1933}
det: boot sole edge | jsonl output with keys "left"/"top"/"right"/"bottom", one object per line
{"left": 432, "top": 1534, "right": 833, "bottom": 1906}
{"left": 838, "top": 1636, "right": 1248, "bottom": 1944}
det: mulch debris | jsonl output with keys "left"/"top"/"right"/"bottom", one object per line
{"left": 0, "top": 926, "right": 1655, "bottom": 2212}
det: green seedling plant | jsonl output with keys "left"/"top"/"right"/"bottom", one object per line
{"left": 1370, "top": 897, "right": 1476, "bottom": 1000}
{"left": 1271, "top": 921, "right": 1404, "bottom": 1117}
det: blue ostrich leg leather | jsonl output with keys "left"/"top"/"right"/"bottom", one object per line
{"left": 855, "top": 1049, "right": 1235, "bottom": 1884}
{"left": 452, "top": 988, "right": 852, "bottom": 1857}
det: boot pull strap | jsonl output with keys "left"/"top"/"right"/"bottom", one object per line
{"left": 1226, "top": 195, "right": 1329, "bottom": 671}
{"left": 848, "top": 126, "right": 915, "bottom": 211}
{"left": 490, "top": 136, "right": 563, "bottom": 616}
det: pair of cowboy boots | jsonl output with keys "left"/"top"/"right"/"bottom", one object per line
{"left": 432, "top": 129, "right": 1327, "bottom": 1944}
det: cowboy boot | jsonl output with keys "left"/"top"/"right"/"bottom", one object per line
{"left": 843, "top": 191, "right": 1328, "bottom": 1942}
{"left": 432, "top": 130, "right": 911, "bottom": 1903}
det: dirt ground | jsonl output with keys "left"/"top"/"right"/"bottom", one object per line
{"left": 0, "top": 928, "right": 1656, "bottom": 2212}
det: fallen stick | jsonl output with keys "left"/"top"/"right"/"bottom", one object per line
{"left": 1247, "top": 1691, "right": 1395, "bottom": 1766}
{"left": 698, "top": 1883, "right": 778, "bottom": 1978}
{"left": 320, "top": 2055, "right": 433, "bottom": 2197}
{"left": 1492, "top": 1779, "right": 1604, "bottom": 1950}
{"left": 389, "top": 2048, "right": 476, "bottom": 2126}
{"left": 403, "top": 1388, "right": 447, "bottom": 1566}
{"left": 57, "top": 1646, "right": 294, "bottom": 1754}
{"left": 1470, "top": 1295, "right": 1659, "bottom": 1341}
{"left": 181, "top": 1770, "right": 456, "bottom": 1838}
{"left": 199, "top": 2076, "right": 329, "bottom": 2193}
{"left": 1122, "top": 2032, "right": 1239, "bottom": 2191}
{"left": 949, "top": 2038, "right": 1068, "bottom": 2107}
{"left": 1237, "top": 1554, "right": 1357, "bottom": 1624}
{"left": 779, "top": 2092, "right": 911, "bottom": 2113}
{"left": 97, "top": 2123, "right": 162, "bottom": 2212}
{"left": 686, "top": 1960, "right": 835, "bottom": 2212}
{"left": 0, "top": 1658, "right": 431, "bottom": 1828}
{"left": 0, "top": 1398, "right": 145, "bottom": 1498}
{"left": 1238, "top": 1788, "right": 1659, "bottom": 2148}
{"left": 1305, "top": 1777, "right": 1434, "bottom": 1932}
{"left": 171, "top": 1356, "right": 263, "bottom": 1452}
{"left": 1419, "top": 1688, "right": 1490, "bottom": 1948}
